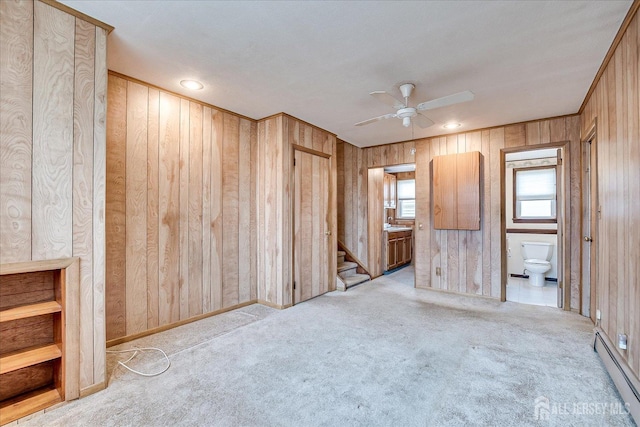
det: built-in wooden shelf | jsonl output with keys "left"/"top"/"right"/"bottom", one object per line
{"left": 0, "top": 257, "right": 79, "bottom": 425}
{"left": 0, "top": 301, "right": 62, "bottom": 323}
{"left": 0, "top": 388, "right": 62, "bottom": 425}
{"left": 0, "top": 344, "right": 62, "bottom": 375}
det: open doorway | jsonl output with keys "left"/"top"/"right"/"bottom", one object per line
{"left": 366, "top": 163, "right": 416, "bottom": 282}
{"left": 502, "top": 147, "right": 563, "bottom": 308}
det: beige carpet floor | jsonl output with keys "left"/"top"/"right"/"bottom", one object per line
{"left": 21, "top": 266, "right": 635, "bottom": 426}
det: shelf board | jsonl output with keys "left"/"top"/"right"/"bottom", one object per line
{"left": 0, "top": 387, "right": 61, "bottom": 425}
{"left": 0, "top": 257, "right": 77, "bottom": 276}
{"left": 0, "top": 344, "right": 62, "bottom": 375}
{"left": 0, "top": 301, "right": 62, "bottom": 323}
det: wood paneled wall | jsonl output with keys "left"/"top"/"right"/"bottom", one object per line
{"left": 0, "top": 0, "right": 107, "bottom": 393}
{"left": 581, "top": 8, "right": 639, "bottom": 378}
{"left": 105, "top": 73, "right": 257, "bottom": 341}
{"left": 337, "top": 116, "right": 582, "bottom": 309}
{"left": 257, "top": 114, "right": 337, "bottom": 308}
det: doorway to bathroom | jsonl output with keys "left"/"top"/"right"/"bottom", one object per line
{"left": 501, "top": 146, "right": 565, "bottom": 308}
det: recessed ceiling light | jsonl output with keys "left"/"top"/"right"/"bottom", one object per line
{"left": 443, "top": 122, "right": 461, "bottom": 129}
{"left": 180, "top": 80, "right": 203, "bottom": 90}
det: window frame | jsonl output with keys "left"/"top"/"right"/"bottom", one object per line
{"left": 512, "top": 165, "right": 557, "bottom": 224}
{"left": 396, "top": 179, "right": 416, "bottom": 219}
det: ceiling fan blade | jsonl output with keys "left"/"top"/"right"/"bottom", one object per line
{"left": 370, "top": 91, "right": 405, "bottom": 109}
{"left": 413, "top": 113, "right": 434, "bottom": 129}
{"left": 416, "top": 90, "right": 475, "bottom": 111}
{"left": 354, "top": 113, "right": 397, "bottom": 127}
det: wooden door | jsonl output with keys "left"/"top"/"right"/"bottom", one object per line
{"left": 293, "top": 149, "right": 331, "bottom": 304}
{"left": 556, "top": 148, "right": 564, "bottom": 308}
{"left": 582, "top": 135, "right": 598, "bottom": 319}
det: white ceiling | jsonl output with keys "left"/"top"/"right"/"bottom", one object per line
{"left": 61, "top": 0, "right": 631, "bottom": 147}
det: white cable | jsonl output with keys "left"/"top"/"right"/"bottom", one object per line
{"left": 106, "top": 347, "right": 171, "bottom": 377}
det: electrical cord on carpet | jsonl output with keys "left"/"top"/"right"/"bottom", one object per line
{"left": 106, "top": 347, "right": 171, "bottom": 377}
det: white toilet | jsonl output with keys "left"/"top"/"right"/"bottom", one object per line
{"left": 521, "top": 241, "right": 554, "bottom": 287}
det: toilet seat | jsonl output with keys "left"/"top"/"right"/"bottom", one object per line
{"left": 525, "top": 259, "right": 550, "bottom": 265}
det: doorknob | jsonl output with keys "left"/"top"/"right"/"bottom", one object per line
{"left": 583, "top": 236, "right": 593, "bottom": 242}
{"left": 325, "top": 231, "right": 331, "bottom": 236}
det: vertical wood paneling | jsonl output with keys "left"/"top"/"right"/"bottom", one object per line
{"left": 201, "top": 106, "right": 212, "bottom": 312}
{"left": 357, "top": 147, "right": 368, "bottom": 265}
{"left": 525, "top": 122, "right": 541, "bottom": 146}
{"left": 414, "top": 139, "right": 430, "bottom": 287}
{"left": 367, "top": 168, "right": 384, "bottom": 277}
{"left": 105, "top": 75, "right": 127, "bottom": 340}
{"left": 580, "top": 10, "right": 640, "bottom": 377}
{"left": 250, "top": 121, "right": 258, "bottom": 301}
{"left": 147, "top": 89, "right": 160, "bottom": 329}
{"left": 466, "top": 132, "right": 483, "bottom": 294}
{"left": 0, "top": 0, "right": 33, "bottom": 262}
{"left": 1, "top": 4, "right": 107, "bottom": 393}
{"left": 92, "top": 26, "right": 107, "bottom": 387}
{"left": 480, "top": 130, "right": 492, "bottom": 296}
{"left": 489, "top": 128, "right": 504, "bottom": 297}
{"left": 73, "top": 18, "right": 95, "bottom": 388}
{"left": 238, "top": 119, "right": 252, "bottom": 303}
{"left": 178, "top": 99, "right": 190, "bottom": 320}
{"left": 32, "top": 2, "right": 75, "bottom": 260}
{"left": 210, "top": 109, "right": 223, "bottom": 311}
{"left": 222, "top": 114, "right": 240, "bottom": 307}
{"left": 188, "top": 102, "right": 203, "bottom": 317}
{"left": 125, "top": 81, "right": 148, "bottom": 334}
{"left": 158, "top": 92, "right": 180, "bottom": 325}
{"left": 105, "top": 75, "right": 261, "bottom": 340}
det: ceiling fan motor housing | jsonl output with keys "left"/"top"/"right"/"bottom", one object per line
{"left": 397, "top": 107, "right": 417, "bottom": 127}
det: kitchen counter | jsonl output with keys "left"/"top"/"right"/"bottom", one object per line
{"left": 384, "top": 226, "right": 413, "bottom": 232}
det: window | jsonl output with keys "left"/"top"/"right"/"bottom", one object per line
{"left": 396, "top": 179, "right": 415, "bottom": 219}
{"left": 513, "top": 166, "right": 556, "bottom": 222}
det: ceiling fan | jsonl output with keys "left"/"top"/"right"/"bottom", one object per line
{"left": 355, "top": 83, "right": 474, "bottom": 129}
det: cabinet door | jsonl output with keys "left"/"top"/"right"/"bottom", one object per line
{"left": 388, "top": 237, "right": 398, "bottom": 269}
{"left": 405, "top": 234, "right": 412, "bottom": 263}
{"left": 433, "top": 151, "right": 480, "bottom": 230}
{"left": 389, "top": 175, "right": 396, "bottom": 208}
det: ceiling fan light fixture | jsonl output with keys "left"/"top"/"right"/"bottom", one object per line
{"left": 402, "top": 117, "right": 411, "bottom": 127}
{"left": 180, "top": 79, "right": 204, "bottom": 90}
{"left": 443, "top": 122, "right": 461, "bottom": 129}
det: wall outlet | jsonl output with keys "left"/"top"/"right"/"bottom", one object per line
{"left": 436, "top": 267, "right": 441, "bottom": 276}
{"left": 618, "top": 333, "right": 628, "bottom": 350}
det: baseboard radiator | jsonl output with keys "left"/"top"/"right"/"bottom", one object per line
{"left": 593, "top": 328, "right": 640, "bottom": 423}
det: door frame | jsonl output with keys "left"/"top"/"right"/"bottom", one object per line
{"left": 581, "top": 120, "right": 598, "bottom": 320}
{"left": 291, "top": 144, "right": 333, "bottom": 305}
{"left": 500, "top": 141, "right": 571, "bottom": 309}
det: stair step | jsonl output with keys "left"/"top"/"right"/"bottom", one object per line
{"left": 337, "top": 261, "right": 357, "bottom": 272}
{"left": 342, "top": 274, "right": 370, "bottom": 289}
{"left": 338, "top": 255, "right": 345, "bottom": 264}
{"left": 337, "top": 251, "right": 346, "bottom": 257}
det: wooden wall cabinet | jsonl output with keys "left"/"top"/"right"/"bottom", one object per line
{"left": 0, "top": 258, "right": 79, "bottom": 425}
{"left": 433, "top": 151, "right": 481, "bottom": 230}
{"left": 385, "top": 230, "right": 413, "bottom": 271}
{"left": 383, "top": 173, "right": 396, "bottom": 209}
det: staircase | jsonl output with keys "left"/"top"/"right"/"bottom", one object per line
{"left": 336, "top": 250, "right": 370, "bottom": 291}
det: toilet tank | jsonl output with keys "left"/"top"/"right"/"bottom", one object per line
{"left": 521, "top": 241, "right": 553, "bottom": 261}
